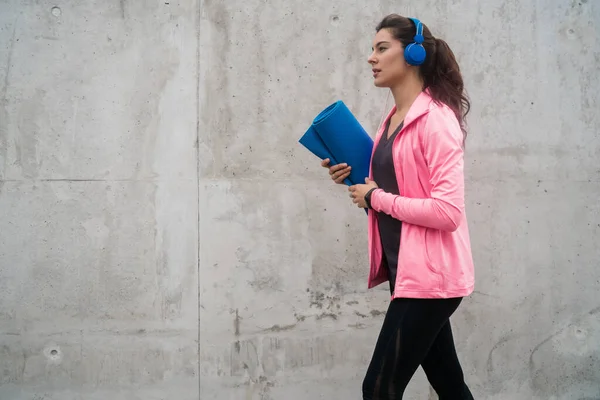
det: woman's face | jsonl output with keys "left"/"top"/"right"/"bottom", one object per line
{"left": 368, "top": 28, "right": 408, "bottom": 88}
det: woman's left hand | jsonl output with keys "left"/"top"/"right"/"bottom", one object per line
{"left": 349, "top": 178, "right": 378, "bottom": 208}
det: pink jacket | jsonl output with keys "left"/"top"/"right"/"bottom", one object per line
{"left": 367, "top": 90, "right": 475, "bottom": 299}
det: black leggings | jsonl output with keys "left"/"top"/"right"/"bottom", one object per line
{"left": 362, "top": 297, "right": 474, "bottom": 400}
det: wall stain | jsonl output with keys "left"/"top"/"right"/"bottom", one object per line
{"left": 472, "top": 290, "right": 500, "bottom": 298}
{"left": 309, "top": 291, "right": 325, "bottom": 309}
{"left": 316, "top": 312, "right": 337, "bottom": 321}
{"left": 230, "top": 338, "right": 259, "bottom": 378}
{"left": 236, "top": 247, "right": 282, "bottom": 293}
{"left": 427, "top": 385, "right": 437, "bottom": 400}
{"left": 348, "top": 17, "right": 363, "bottom": 119}
{"left": 370, "top": 309, "right": 384, "bottom": 317}
{"left": 199, "top": 2, "right": 232, "bottom": 177}
{"left": 237, "top": 374, "right": 274, "bottom": 400}
{"left": 528, "top": 305, "right": 600, "bottom": 395}
{"left": 0, "top": 344, "right": 27, "bottom": 384}
{"left": 132, "top": 42, "right": 180, "bottom": 180}
{"left": 294, "top": 313, "right": 306, "bottom": 322}
{"left": 1, "top": 17, "right": 16, "bottom": 101}
{"left": 486, "top": 334, "right": 517, "bottom": 379}
{"left": 119, "top": 0, "right": 126, "bottom": 19}
{"left": 588, "top": 306, "right": 600, "bottom": 316}
{"left": 16, "top": 88, "right": 49, "bottom": 179}
{"left": 234, "top": 309, "right": 240, "bottom": 336}
{"left": 0, "top": 18, "right": 18, "bottom": 180}
{"left": 309, "top": 289, "right": 341, "bottom": 312}
{"left": 156, "top": 225, "right": 184, "bottom": 320}
{"left": 348, "top": 323, "right": 366, "bottom": 329}
{"left": 253, "top": 0, "right": 266, "bottom": 129}
{"left": 261, "top": 324, "right": 296, "bottom": 333}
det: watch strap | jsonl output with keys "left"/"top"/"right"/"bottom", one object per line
{"left": 364, "top": 188, "right": 378, "bottom": 209}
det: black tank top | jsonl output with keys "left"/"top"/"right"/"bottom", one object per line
{"left": 371, "top": 119, "right": 403, "bottom": 294}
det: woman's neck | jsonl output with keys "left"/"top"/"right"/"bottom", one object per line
{"left": 389, "top": 75, "right": 424, "bottom": 118}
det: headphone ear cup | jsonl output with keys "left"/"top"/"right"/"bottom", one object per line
{"left": 404, "top": 43, "right": 426, "bottom": 66}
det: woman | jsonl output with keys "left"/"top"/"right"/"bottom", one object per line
{"left": 322, "top": 14, "right": 476, "bottom": 399}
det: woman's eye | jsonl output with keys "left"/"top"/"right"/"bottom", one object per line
{"left": 379, "top": 47, "right": 386, "bottom": 52}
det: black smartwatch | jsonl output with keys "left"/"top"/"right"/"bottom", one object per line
{"left": 364, "top": 188, "right": 377, "bottom": 209}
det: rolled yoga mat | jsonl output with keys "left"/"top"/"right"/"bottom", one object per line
{"left": 299, "top": 100, "right": 374, "bottom": 187}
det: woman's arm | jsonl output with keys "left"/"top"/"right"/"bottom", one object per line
{"left": 369, "top": 113, "right": 465, "bottom": 232}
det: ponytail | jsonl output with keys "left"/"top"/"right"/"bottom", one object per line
{"left": 422, "top": 37, "right": 471, "bottom": 142}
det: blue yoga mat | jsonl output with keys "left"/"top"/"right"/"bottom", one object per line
{"left": 299, "top": 100, "right": 374, "bottom": 187}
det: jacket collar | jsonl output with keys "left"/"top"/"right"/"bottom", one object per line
{"left": 379, "top": 89, "right": 433, "bottom": 135}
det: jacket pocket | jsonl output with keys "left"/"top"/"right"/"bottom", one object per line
{"left": 397, "top": 226, "right": 441, "bottom": 291}
{"left": 423, "top": 228, "right": 440, "bottom": 275}
{"left": 424, "top": 228, "right": 466, "bottom": 288}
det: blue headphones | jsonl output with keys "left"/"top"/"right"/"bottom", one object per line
{"left": 404, "top": 18, "right": 426, "bottom": 66}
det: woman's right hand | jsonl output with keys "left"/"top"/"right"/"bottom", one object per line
{"left": 321, "top": 158, "right": 351, "bottom": 184}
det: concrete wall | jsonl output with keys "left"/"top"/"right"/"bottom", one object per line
{"left": 1, "top": 0, "right": 599, "bottom": 399}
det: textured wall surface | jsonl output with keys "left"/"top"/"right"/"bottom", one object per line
{"left": 1, "top": 0, "right": 599, "bottom": 399}
{"left": 0, "top": 1, "right": 199, "bottom": 399}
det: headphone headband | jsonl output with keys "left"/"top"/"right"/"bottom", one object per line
{"left": 408, "top": 17, "right": 424, "bottom": 44}
{"left": 404, "top": 17, "right": 426, "bottom": 66}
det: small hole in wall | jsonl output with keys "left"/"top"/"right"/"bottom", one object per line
{"left": 45, "top": 346, "right": 62, "bottom": 361}
{"left": 51, "top": 6, "right": 61, "bottom": 17}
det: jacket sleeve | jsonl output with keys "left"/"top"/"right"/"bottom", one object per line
{"left": 369, "top": 111, "right": 465, "bottom": 232}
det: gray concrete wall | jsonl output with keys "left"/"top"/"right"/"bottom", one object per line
{"left": 1, "top": 0, "right": 599, "bottom": 399}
